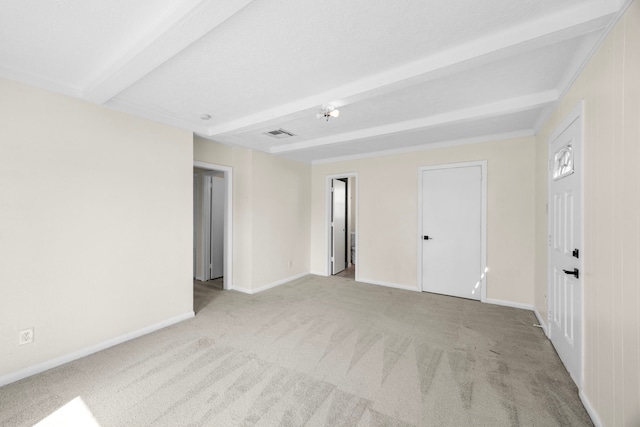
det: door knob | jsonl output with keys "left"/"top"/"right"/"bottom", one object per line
{"left": 423, "top": 236, "right": 433, "bottom": 240}
{"left": 562, "top": 268, "right": 579, "bottom": 279}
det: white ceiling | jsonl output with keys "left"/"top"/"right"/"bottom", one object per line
{"left": 0, "top": 0, "right": 627, "bottom": 163}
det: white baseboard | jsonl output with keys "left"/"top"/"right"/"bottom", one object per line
{"left": 309, "top": 271, "right": 328, "bottom": 276}
{"left": 484, "top": 298, "right": 534, "bottom": 311}
{"left": 357, "top": 277, "right": 420, "bottom": 292}
{"left": 580, "top": 389, "right": 603, "bottom": 427}
{"left": 0, "top": 311, "right": 194, "bottom": 388}
{"left": 231, "top": 272, "right": 309, "bottom": 295}
{"left": 533, "top": 306, "right": 548, "bottom": 336}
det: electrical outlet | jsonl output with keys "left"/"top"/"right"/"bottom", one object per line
{"left": 18, "top": 328, "right": 33, "bottom": 345}
{"left": 288, "top": 260, "right": 292, "bottom": 268}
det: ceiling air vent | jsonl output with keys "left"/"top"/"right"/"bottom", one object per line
{"left": 264, "top": 128, "right": 295, "bottom": 139}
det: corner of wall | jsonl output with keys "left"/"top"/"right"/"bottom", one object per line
{"left": 533, "top": 131, "right": 549, "bottom": 325}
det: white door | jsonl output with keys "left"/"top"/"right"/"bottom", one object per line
{"left": 422, "top": 166, "right": 482, "bottom": 300}
{"left": 332, "top": 179, "right": 346, "bottom": 274}
{"left": 193, "top": 173, "right": 198, "bottom": 278}
{"left": 209, "top": 176, "right": 225, "bottom": 279}
{"left": 548, "top": 113, "right": 582, "bottom": 387}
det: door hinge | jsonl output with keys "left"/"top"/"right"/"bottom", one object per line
{"left": 548, "top": 159, "right": 553, "bottom": 172}
{"left": 548, "top": 235, "right": 551, "bottom": 246}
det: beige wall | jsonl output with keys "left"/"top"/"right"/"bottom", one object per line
{"left": 0, "top": 78, "right": 193, "bottom": 378}
{"left": 534, "top": 2, "right": 640, "bottom": 424}
{"left": 311, "top": 137, "right": 536, "bottom": 305}
{"left": 194, "top": 137, "right": 311, "bottom": 292}
{"left": 194, "top": 139, "right": 254, "bottom": 289}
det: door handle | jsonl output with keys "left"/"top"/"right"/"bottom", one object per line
{"left": 423, "top": 236, "right": 433, "bottom": 240}
{"left": 562, "top": 268, "right": 579, "bottom": 279}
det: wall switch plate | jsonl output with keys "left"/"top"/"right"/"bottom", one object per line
{"left": 18, "top": 328, "right": 33, "bottom": 345}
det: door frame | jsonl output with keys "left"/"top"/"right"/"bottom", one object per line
{"left": 331, "top": 178, "right": 348, "bottom": 275}
{"left": 193, "top": 172, "right": 198, "bottom": 278}
{"left": 417, "top": 161, "right": 487, "bottom": 301}
{"left": 194, "top": 161, "right": 233, "bottom": 290}
{"left": 546, "top": 100, "right": 584, "bottom": 388}
{"left": 202, "top": 172, "right": 225, "bottom": 280}
{"left": 325, "top": 173, "right": 358, "bottom": 279}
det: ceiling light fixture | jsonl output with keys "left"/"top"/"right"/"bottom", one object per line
{"left": 317, "top": 105, "right": 340, "bottom": 121}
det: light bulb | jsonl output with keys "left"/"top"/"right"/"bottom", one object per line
{"left": 329, "top": 109, "right": 340, "bottom": 118}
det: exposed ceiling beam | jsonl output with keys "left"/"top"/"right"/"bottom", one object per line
{"left": 82, "top": 0, "right": 254, "bottom": 104}
{"left": 204, "top": 0, "right": 616, "bottom": 138}
{"left": 307, "top": 130, "right": 536, "bottom": 165}
{"left": 270, "top": 91, "right": 558, "bottom": 154}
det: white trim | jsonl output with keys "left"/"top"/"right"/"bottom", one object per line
{"left": 252, "top": 272, "right": 309, "bottom": 294}
{"left": 578, "top": 100, "right": 587, "bottom": 392}
{"left": 200, "top": 172, "right": 225, "bottom": 281}
{"left": 534, "top": 306, "right": 549, "bottom": 336}
{"left": 310, "top": 130, "right": 532, "bottom": 165}
{"left": 107, "top": 98, "right": 206, "bottom": 133}
{"left": 0, "top": 311, "right": 194, "bottom": 387}
{"left": 580, "top": 390, "right": 603, "bottom": 427}
{"left": 193, "top": 161, "right": 233, "bottom": 290}
{"left": 310, "top": 270, "right": 328, "bottom": 276}
{"left": 324, "top": 173, "right": 359, "bottom": 279}
{"left": 0, "top": 65, "right": 82, "bottom": 99}
{"left": 357, "top": 278, "right": 419, "bottom": 292}
{"left": 193, "top": 173, "right": 198, "bottom": 279}
{"left": 547, "top": 100, "right": 584, "bottom": 143}
{"left": 231, "top": 272, "right": 309, "bottom": 295}
{"left": 417, "top": 161, "right": 488, "bottom": 302}
{"left": 484, "top": 298, "right": 534, "bottom": 311}
{"left": 202, "top": 173, "right": 212, "bottom": 281}
{"left": 546, "top": 100, "right": 585, "bottom": 389}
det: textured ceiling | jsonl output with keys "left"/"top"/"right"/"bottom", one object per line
{"left": 0, "top": 0, "right": 628, "bottom": 163}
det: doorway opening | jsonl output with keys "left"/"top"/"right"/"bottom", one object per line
{"left": 326, "top": 173, "right": 358, "bottom": 280}
{"left": 193, "top": 161, "right": 233, "bottom": 291}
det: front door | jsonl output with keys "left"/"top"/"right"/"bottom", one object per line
{"left": 421, "top": 165, "right": 482, "bottom": 300}
{"left": 548, "top": 111, "right": 583, "bottom": 387}
{"left": 332, "top": 179, "right": 346, "bottom": 274}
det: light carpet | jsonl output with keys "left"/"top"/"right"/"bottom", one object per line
{"left": 0, "top": 274, "right": 592, "bottom": 426}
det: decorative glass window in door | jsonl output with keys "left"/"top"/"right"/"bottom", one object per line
{"left": 553, "top": 142, "right": 574, "bottom": 180}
